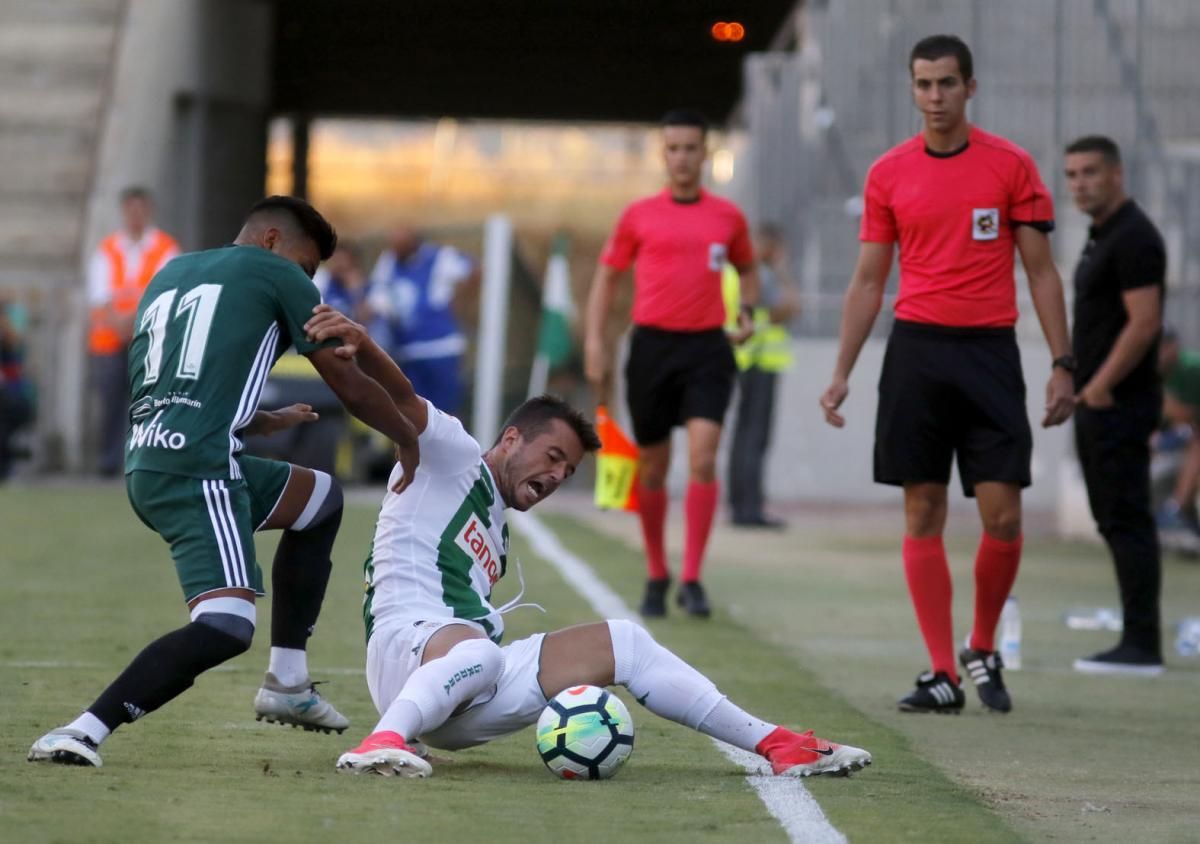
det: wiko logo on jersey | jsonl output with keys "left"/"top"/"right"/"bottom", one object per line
{"left": 128, "top": 409, "right": 188, "bottom": 452}
{"left": 455, "top": 515, "right": 503, "bottom": 585}
{"left": 972, "top": 208, "right": 1000, "bottom": 241}
{"left": 708, "top": 243, "right": 728, "bottom": 270}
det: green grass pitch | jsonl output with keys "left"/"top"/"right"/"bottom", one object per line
{"left": 2, "top": 483, "right": 1198, "bottom": 842}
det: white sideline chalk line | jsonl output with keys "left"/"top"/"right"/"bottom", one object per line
{"left": 509, "top": 510, "right": 847, "bottom": 844}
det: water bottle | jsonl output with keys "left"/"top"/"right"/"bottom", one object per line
{"left": 1175, "top": 617, "right": 1200, "bottom": 657}
{"left": 999, "top": 596, "right": 1022, "bottom": 669}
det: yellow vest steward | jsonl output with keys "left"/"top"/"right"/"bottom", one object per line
{"left": 721, "top": 264, "right": 792, "bottom": 373}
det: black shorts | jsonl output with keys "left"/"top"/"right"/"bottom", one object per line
{"left": 874, "top": 320, "right": 1032, "bottom": 498}
{"left": 625, "top": 326, "right": 737, "bottom": 446}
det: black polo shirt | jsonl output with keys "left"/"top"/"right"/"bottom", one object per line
{"left": 1071, "top": 199, "right": 1166, "bottom": 399}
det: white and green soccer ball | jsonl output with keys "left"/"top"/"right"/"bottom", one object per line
{"left": 536, "top": 685, "right": 634, "bottom": 780}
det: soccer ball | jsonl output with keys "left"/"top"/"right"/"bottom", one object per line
{"left": 535, "top": 685, "right": 634, "bottom": 780}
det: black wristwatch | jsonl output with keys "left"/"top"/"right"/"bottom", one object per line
{"left": 1052, "top": 354, "right": 1077, "bottom": 373}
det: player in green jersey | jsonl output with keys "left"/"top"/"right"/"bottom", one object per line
{"left": 29, "top": 196, "right": 421, "bottom": 768}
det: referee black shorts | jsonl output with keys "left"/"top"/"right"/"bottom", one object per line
{"left": 624, "top": 325, "right": 737, "bottom": 446}
{"left": 874, "top": 319, "right": 1032, "bottom": 498}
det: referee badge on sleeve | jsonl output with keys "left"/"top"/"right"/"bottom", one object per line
{"left": 972, "top": 208, "right": 1000, "bottom": 241}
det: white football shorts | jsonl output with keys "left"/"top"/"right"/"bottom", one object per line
{"left": 365, "top": 616, "right": 549, "bottom": 751}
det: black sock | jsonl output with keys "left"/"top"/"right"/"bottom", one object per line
{"left": 87, "top": 621, "right": 251, "bottom": 730}
{"left": 270, "top": 506, "right": 341, "bottom": 650}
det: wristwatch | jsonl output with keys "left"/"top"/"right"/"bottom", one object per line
{"left": 1051, "top": 354, "right": 1077, "bottom": 373}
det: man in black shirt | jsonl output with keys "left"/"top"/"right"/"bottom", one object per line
{"left": 1066, "top": 135, "right": 1166, "bottom": 675}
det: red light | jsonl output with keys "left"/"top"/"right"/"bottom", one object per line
{"left": 711, "top": 21, "right": 746, "bottom": 42}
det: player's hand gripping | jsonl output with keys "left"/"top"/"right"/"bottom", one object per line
{"left": 244, "top": 404, "right": 318, "bottom": 436}
{"left": 1043, "top": 368, "right": 1076, "bottom": 427}
{"left": 256, "top": 403, "right": 319, "bottom": 435}
{"left": 305, "top": 304, "right": 368, "bottom": 358}
{"left": 819, "top": 377, "right": 849, "bottom": 428}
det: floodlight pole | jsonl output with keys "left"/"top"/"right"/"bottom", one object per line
{"left": 473, "top": 214, "right": 512, "bottom": 446}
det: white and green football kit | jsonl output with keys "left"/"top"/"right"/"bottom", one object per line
{"left": 362, "top": 401, "right": 512, "bottom": 645}
{"left": 363, "top": 402, "right": 549, "bottom": 749}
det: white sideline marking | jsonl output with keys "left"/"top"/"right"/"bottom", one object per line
{"left": 509, "top": 510, "right": 847, "bottom": 844}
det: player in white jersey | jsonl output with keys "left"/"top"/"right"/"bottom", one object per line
{"left": 304, "top": 306, "right": 872, "bottom": 779}
{"left": 361, "top": 396, "right": 513, "bottom": 646}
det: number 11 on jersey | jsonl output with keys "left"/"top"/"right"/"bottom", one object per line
{"left": 139, "top": 284, "right": 223, "bottom": 387}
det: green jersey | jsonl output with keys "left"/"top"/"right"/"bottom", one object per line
{"left": 125, "top": 245, "right": 332, "bottom": 480}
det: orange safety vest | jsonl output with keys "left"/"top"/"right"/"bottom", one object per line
{"left": 88, "top": 229, "right": 179, "bottom": 355}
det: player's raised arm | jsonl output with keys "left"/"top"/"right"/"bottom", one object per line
{"left": 307, "top": 347, "right": 420, "bottom": 492}
{"left": 305, "top": 304, "right": 428, "bottom": 433}
{"left": 820, "top": 241, "right": 893, "bottom": 427}
{"left": 1014, "top": 226, "right": 1075, "bottom": 427}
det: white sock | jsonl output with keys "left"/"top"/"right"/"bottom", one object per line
{"left": 605, "top": 620, "right": 724, "bottom": 723}
{"left": 607, "top": 620, "right": 776, "bottom": 752}
{"left": 67, "top": 712, "right": 112, "bottom": 745}
{"left": 696, "top": 699, "right": 776, "bottom": 752}
{"left": 268, "top": 647, "right": 309, "bottom": 688}
{"left": 373, "top": 638, "right": 504, "bottom": 740}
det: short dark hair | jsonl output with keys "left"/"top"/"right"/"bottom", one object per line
{"left": 662, "top": 108, "right": 709, "bottom": 136}
{"left": 245, "top": 195, "right": 338, "bottom": 260}
{"left": 1065, "top": 135, "right": 1122, "bottom": 165}
{"left": 120, "top": 186, "right": 152, "bottom": 203}
{"left": 497, "top": 394, "right": 601, "bottom": 452}
{"left": 910, "top": 34, "right": 973, "bottom": 81}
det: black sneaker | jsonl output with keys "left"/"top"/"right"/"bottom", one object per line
{"left": 639, "top": 577, "right": 671, "bottom": 618}
{"left": 676, "top": 580, "right": 711, "bottom": 618}
{"left": 1073, "top": 644, "right": 1164, "bottom": 676}
{"left": 958, "top": 648, "right": 1012, "bottom": 713}
{"left": 897, "top": 671, "right": 965, "bottom": 713}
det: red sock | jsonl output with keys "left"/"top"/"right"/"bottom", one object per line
{"left": 971, "top": 533, "right": 1022, "bottom": 652}
{"left": 637, "top": 485, "right": 669, "bottom": 580}
{"left": 681, "top": 480, "right": 718, "bottom": 583}
{"left": 902, "top": 534, "right": 956, "bottom": 678}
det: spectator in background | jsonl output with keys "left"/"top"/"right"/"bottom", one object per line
{"left": 368, "top": 224, "right": 477, "bottom": 416}
{"left": 1154, "top": 327, "right": 1200, "bottom": 551}
{"left": 727, "top": 223, "right": 801, "bottom": 529}
{"left": 87, "top": 187, "right": 179, "bottom": 476}
{"left": 0, "top": 291, "right": 33, "bottom": 481}
{"left": 314, "top": 240, "right": 371, "bottom": 322}
{"left": 1065, "top": 134, "right": 1166, "bottom": 676}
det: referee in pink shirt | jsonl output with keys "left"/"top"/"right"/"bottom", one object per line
{"left": 585, "top": 109, "right": 759, "bottom": 619}
{"left": 820, "top": 36, "right": 1075, "bottom": 714}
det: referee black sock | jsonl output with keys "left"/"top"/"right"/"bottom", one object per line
{"left": 270, "top": 503, "right": 341, "bottom": 650}
{"left": 87, "top": 621, "right": 252, "bottom": 731}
